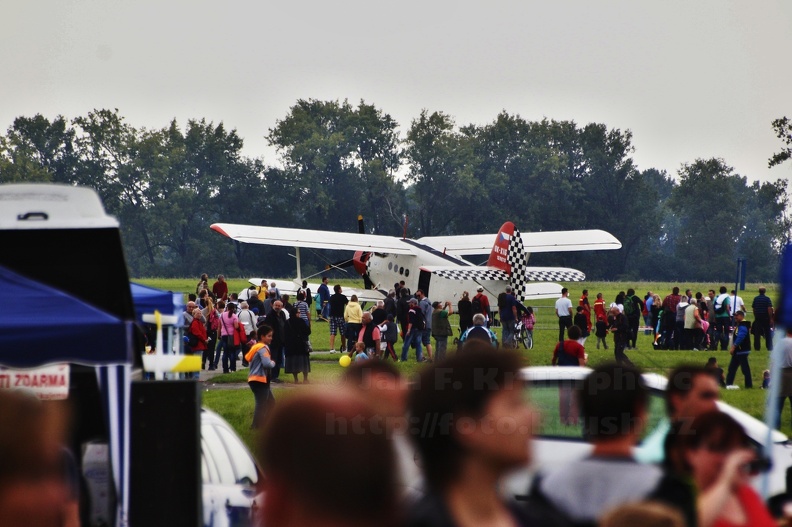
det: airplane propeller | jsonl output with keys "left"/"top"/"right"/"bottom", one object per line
{"left": 324, "top": 216, "right": 376, "bottom": 289}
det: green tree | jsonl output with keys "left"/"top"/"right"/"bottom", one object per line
{"left": 460, "top": 113, "right": 564, "bottom": 233}
{"left": 145, "top": 119, "right": 264, "bottom": 276}
{"left": 0, "top": 115, "right": 77, "bottom": 183}
{"left": 668, "top": 158, "right": 790, "bottom": 281}
{"left": 668, "top": 158, "right": 747, "bottom": 280}
{"left": 71, "top": 111, "right": 263, "bottom": 276}
{"left": 71, "top": 109, "right": 166, "bottom": 274}
{"left": 737, "top": 178, "right": 790, "bottom": 279}
{"left": 769, "top": 117, "right": 792, "bottom": 168}
{"left": 630, "top": 168, "right": 679, "bottom": 280}
{"left": 404, "top": 110, "right": 477, "bottom": 236}
{"left": 574, "top": 124, "right": 663, "bottom": 279}
{"left": 267, "top": 99, "right": 404, "bottom": 236}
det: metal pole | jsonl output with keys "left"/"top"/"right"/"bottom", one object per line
{"left": 295, "top": 246, "right": 302, "bottom": 283}
{"left": 732, "top": 257, "right": 741, "bottom": 324}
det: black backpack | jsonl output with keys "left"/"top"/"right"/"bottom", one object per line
{"left": 187, "top": 329, "right": 199, "bottom": 348}
{"left": 471, "top": 296, "right": 482, "bottom": 315}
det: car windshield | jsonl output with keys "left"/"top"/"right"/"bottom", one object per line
{"left": 526, "top": 381, "right": 667, "bottom": 442}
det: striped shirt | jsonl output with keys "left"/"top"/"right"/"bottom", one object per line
{"left": 295, "top": 300, "right": 310, "bottom": 323}
{"left": 752, "top": 294, "right": 773, "bottom": 318}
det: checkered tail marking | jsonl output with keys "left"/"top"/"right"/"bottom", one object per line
{"left": 430, "top": 268, "right": 510, "bottom": 282}
{"left": 506, "top": 229, "right": 586, "bottom": 299}
{"left": 506, "top": 229, "right": 530, "bottom": 300}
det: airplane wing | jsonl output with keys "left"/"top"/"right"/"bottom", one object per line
{"left": 420, "top": 266, "right": 586, "bottom": 282}
{"left": 416, "top": 229, "right": 621, "bottom": 255}
{"left": 512, "top": 282, "right": 565, "bottom": 300}
{"left": 211, "top": 223, "right": 414, "bottom": 254}
{"left": 242, "top": 278, "right": 385, "bottom": 304}
{"left": 477, "top": 282, "right": 565, "bottom": 302}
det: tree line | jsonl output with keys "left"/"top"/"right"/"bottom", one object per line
{"left": 1, "top": 101, "right": 790, "bottom": 282}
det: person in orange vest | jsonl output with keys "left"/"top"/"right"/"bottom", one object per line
{"left": 593, "top": 292, "right": 607, "bottom": 323}
{"left": 245, "top": 325, "right": 276, "bottom": 429}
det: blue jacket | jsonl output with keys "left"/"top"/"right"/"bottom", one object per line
{"left": 317, "top": 283, "right": 331, "bottom": 303}
{"left": 733, "top": 323, "right": 751, "bottom": 354}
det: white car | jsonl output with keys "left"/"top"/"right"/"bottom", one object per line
{"left": 502, "top": 366, "right": 792, "bottom": 503}
{"left": 201, "top": 408, "right": 262, "bottom": 527}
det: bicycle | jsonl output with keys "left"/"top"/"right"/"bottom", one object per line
{"left": 513, "top": 315, "right": 534, "bottom": 349}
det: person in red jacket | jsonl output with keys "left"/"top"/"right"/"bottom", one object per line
{"left": 472, "top": 286, "right": 492, "bottom": 327}
{"left": 188, "top": 308, "right": 208, "bottom": 378}
{"left": 211, "top": 274, "right": 229, "bottom": 301}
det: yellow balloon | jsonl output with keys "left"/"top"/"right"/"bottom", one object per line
{"left": 339, "top": 355, "right": 351, "bottom": 367}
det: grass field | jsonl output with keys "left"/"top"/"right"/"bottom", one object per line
{"left": 136, "top": 278, "right": 786, "bottom": 450}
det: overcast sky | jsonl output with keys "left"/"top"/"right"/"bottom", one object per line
{"left": 3, "top": 0, "right": 791, "bottom": 183}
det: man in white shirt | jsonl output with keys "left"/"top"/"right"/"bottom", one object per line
{"left": 728, "top": 289, "right": 746, "bottom": 316}
{"left": 237, "top": 301, "right": 257, "bottom": 338}
{"left": 555, "top": 288, "right": 574, "bottom": 343}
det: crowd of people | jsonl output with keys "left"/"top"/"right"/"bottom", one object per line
{"left": 555, "top": 286, "right": 776, "bottom": 388}
{"left": 253, "top": 346, "right": 782, "bottom": 527}
{"left": 180, "top": 274, "right": 313, "bottom": 383}
{"left": 183, "top": 275, "right": 783, "bottom": 438}
{"left": 184, "top": 277, "right": 775, "bottom": 374}
{"left": 316, "top": 279, "right": 538, "bottom": 354}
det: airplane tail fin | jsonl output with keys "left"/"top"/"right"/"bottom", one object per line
{"left": 487, "top": 222, "right": 534, "bottom": 300}
{"left": 486, "top": 222, "right": 516, "bottom": 273}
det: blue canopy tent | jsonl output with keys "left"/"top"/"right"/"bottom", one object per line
{"left": 129, "top": 282, "right": 182, "bottom": 323}
{"left": 0, "top": 265, "right": 134, "bottom": 527}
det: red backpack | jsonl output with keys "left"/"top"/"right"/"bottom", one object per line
{"left": 207, "top": 310, "right": 220, "bottom": 331}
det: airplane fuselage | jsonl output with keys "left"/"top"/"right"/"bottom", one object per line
{"left": 366, "top": 242, "right": 472, "bottom": 301}
{"left": 363, "top": 241, "right": 557, "bottom": 304}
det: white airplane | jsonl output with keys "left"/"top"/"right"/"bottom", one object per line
{"left": 212, "top": 220, "right": 621, "bottom": 306}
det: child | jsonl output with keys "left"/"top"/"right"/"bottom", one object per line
{"left": 352, "top": 341, "right": 369, "bottom": 362}
{"left": 574, "top": 305, "right": 590, "bottom": 346}
{"left": 523, "top": 306, "right": 535, "bottom": 349}
{"left": 595, "top": 317, "right": 609, "bottom": 349}
{"left": 378, "top": 314, "right": 399, "bottom": 361}
{"left": 700, "top": 319, "right": 711, "bottom": 350}
{"left": 705, "top": 357, "right": 726, "bottom": 387}
{"left": 762, "top": 369, "right": 770, "bottom": 389}
{"left": 245, "top": 325, "right": 276, "bottom": 429}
